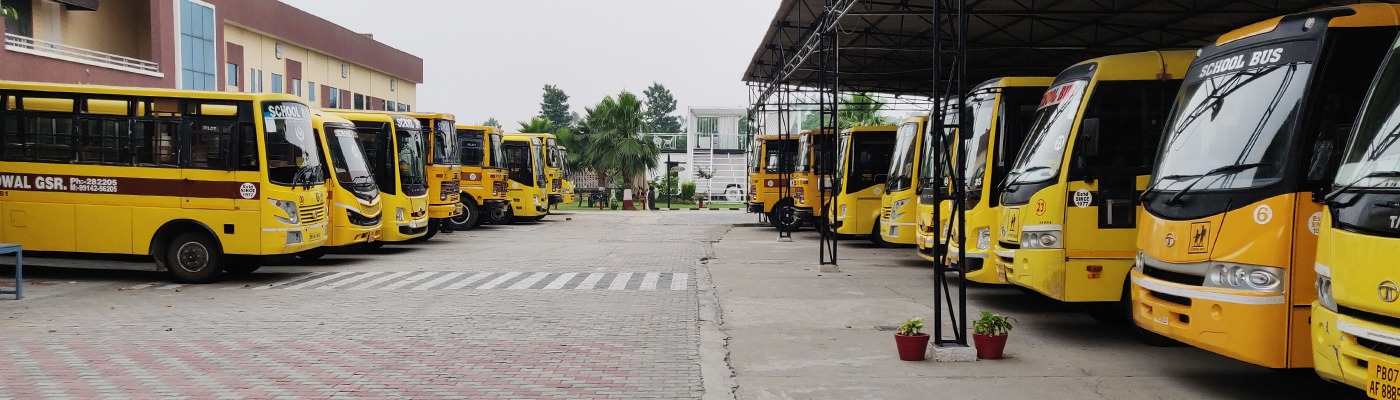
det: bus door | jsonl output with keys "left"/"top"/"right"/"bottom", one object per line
{"left": 179, "top": 102, "right": 249, "bottom": 211}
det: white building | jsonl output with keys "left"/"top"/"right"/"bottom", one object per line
{"left": 648, "top": 107, "right": 751, "bottom": 203}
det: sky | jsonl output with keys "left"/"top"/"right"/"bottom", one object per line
{"left": 279, "top": 0, "right": 781, "bottom": 129}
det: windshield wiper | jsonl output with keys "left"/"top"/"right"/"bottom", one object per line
{"left": 1139, "top": 174, "right": 1197, "bottom": 201}
{"left": 1163, "top": 163, "right": 1270, "bottom": 206}
{"left": 1004, "top": 166, "right": 1052, "bottom": 187}
{"left": 289, "top": 165, "right": 317, "bottom": 190}
{"left": 1324, "top": 170, "right": 1400, "bottom": 207}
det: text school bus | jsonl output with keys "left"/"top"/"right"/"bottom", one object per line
{"left": 828, "top": 126, "right": 897, "bottom": 238}
{"left": 329, "top": 111, "right": 430, "bottom": 244}
{"left": 747, "top": 134, "right": 798, "bottom": 229}
{"left": 995, "top": 50, "right": 1193, "bottom": 321}
{"left": 355, "top": 111, "right": 460, "bottom": 239}
{"left": 501, "top": 133, "right": 550, "bottom": 222}
{"left": 1133, "top": 4, "right": 1400, "bottom": 368}
{"left": 0, "top": 81, "right": 328, "bottom": 283}
{"left": 938, "top": 77, "right": 1050, "bottom": 284}
{"left": 448, "top": 125, "right": 509, "bottom": 229}
{"left": 297, "top": 112, "right": 383, "bottom": 260}
{"left": 1314, "top": 5, "right": 1400, "bottom": 392}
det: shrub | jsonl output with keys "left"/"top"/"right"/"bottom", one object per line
{"left": 680, "top": 181, "right": 697, "bottom": 201}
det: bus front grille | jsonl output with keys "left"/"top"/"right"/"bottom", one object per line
{"left": 299, "top": 204, "right": 326, "bottom": 225}
{"left": 882, "top": 207, "right": 892, "bottom": 219}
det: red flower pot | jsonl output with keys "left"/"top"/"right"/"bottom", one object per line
{"left": 894, "top": 333, "right": 930, "bottom": 361}
{"left": 973, "top": 333, "right": 1008, "bottom": 360}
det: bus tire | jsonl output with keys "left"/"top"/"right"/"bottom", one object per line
{"left": 165, "top": 232, "right": 223, "bottom": 284}
{"left": 486, "top": 204, "right": 510, "bottom": 225}
{"left": 446, "top": 198, "right": 480, "bottom": 231}
{"left": 501, "top": 207, "right": 517, "bottom": 225}
{"left": 870, "top": 222, "right": 895, "bottom": 248}
{"left": 769, "top": 198, "right": 802, "bottom": 232}
{"left": 418, "top": 222, "right": 438, "bottom": 241}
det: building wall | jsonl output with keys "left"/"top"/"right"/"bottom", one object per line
{"left": 59, "top": 0, "right": 152, "bottom": 60}
{"left": 222, "top": 23, "right": 416, "bottom": 109}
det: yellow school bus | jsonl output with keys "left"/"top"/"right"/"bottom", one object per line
{"left": 329, "top": 111, "right": 430, "bottom": 244}
{"left": 447, "top": 125, "right": 509, "bottom": 229}
{"left": 790, "top": 129, "right": 834, "bottom": 225}
{"left": 994, "top": 50, "right": 1193, "bottom": 318}
{"left": 545, "top": 136, "right": 565, "bottom": 206}
{"left": 559, "top": 145, "right": 576, "bottom": 205}
{"left": 0, "top": 81, "right": 328, "bottom": 282}
{"left": 747, "top": 134, "right": 798, "bottom": 228}
{"left": 297, "top": 112, "right": 382, "bottom": 259}
{"left": 827, "top": 126, "right": 897, "bottom": 237}
{"left": 1133, "top": 4, "right": 1400, "bottom": 370}
{"left": 501, "top": 133, "right": 550, "bottom": 222}
{"left": 939, "top": 77, "right": 1052, "bottom": 284}
{"left": 352, "top": 111, "right": 460, "bottom": 238}
{"left": 879, "top": 117, "right": 932, "bottom": 246}
{"left": 1314, "top": 6, "right": 1400, "bottom": 389}
{"left": 916, "top": 104, "right": 959, "bottom": 254}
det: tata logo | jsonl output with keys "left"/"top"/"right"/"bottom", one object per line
{"left": 1164, "top": 233, "right": 1176, "bottom": 248}
{"left": 1381, "top": 280, "right": 1400, "bottom": 303}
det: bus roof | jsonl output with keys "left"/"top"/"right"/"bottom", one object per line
{"left": 508, "top": 132, "right": 558, "bottom": 140}
{"left": 975, "top": 76, "right": 1055, "bottom": 91}
{"left": 0, "top": 80, "right": 305, "bottom": 103}
{"left": 1218, "top": 4, "right": 1400, "bottom": 46}
{"left": 456, "top": 125, "right": 501, "bottom": 134}
{"left": 1066, "top": 50, "right": 1196, "bottom": 82}
{"left": 352, "top": 110, "right": 457, "bottom": 122}
{"left": 843, "top": 125, "right": 898, "bottom": 134}
{"left": 313, "top": 111, "right": 355, "bottom": 126}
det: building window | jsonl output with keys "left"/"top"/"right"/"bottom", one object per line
{"left": 387, "top": 101, "right": 396, "bottom": 111}
{"left": 309, "top": 82, "right": 317, "bottom": 101}
{"left": 292, "top": 79, "right": 303, "bottom": 97}
{"left": 354, "top": 93, "right": 364, "bottom": 110}
{"left": 225, "top": 63, "right": 239, "bottom": 88}
{"left": 271, "top": 74, "right": 283, "bottom": 94}
{"left": 400, "top": 104, "right": 410, "bottom": 112}
{"left": 248, "top": 68, "right": 263, "bottom": 93}
{"left": 179, "top": 0, "right": 217, "bottom": 90}
{"left": 327, "top": 87, "right": 340, "bottom": 108}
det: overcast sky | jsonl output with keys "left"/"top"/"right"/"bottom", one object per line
{"left": 279, "top": 0, "right": 780, "bottom": 128}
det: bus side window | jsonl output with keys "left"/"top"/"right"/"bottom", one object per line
{"left": 238, "top": 123, "right": 259, "bottom": 171}
{"left": 29, "top": 116, "right": 77, "bottom": 163}
{"left": 78, "top": 119, "right": 127, "bottom": 165}
{"left": 189, "top": 120, "right": 235, "bottom": 170}
{"left": 1, "top": 114, "right": 22, "bottom": 161}
{"left": 134, "top": 121, "right": 179, "bottom": 167}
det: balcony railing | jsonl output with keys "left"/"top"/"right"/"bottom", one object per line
{"left": 5, "top": 33, "right": 162, "bottom": 77}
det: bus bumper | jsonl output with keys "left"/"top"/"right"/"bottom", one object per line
{"left": 327, "top": 223, "right": 380, "bottom": 248}
{"left": 381, "top": 217, "right": 429, "bottom": 243}
{"left": 748, "top": 202, "right": 764, "bottom": 214}
{"left": 947, "top": 243, "right": 1000, "bottom": 284}
{"left": 428, "top": 202, "right": 462, "bottom": 219}
{"left": 1312, "top": 303, "right": 1400, "bottom": 392}
{"left": 263, "top": 223, "right": 327, "bottom": 255}
{"left": 1129, "top": 270, "right": 1293, "bottom": 368}
{"left": 879, "top": 219, "right": 916, "bottom": 246}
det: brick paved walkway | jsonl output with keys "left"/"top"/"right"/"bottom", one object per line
{"left": 0, "top": 211, "right": 746, "bottom": 399}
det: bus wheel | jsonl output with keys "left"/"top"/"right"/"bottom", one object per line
{"left": 769, "top": 199, "right": 802, "bottom": 232}
{"left": 502, "top": 207, "right": 518, "bottom": 225}
{"left": 419, "top": 222, "right": 438, "bottom": 241}
{"left": 165, "top": 232, "right": 223, "bottom": 284}
{"left": 446, "top": 199, "right": 480, "bottom": 231}
{"left": 870, "top": 222, "right": 894, "bottom": 248}
{"left": 486, "top": 204, "right": 510, "bottom": 225}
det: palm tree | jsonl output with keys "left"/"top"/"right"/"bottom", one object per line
{"left": 517, "top": 117, "right": 555, "bottom": 134}
{"left": 581, "top": 92, "right": 659, "bottom": 210}
{"left": 837, "top": 93, "right": 893, "bottom": 128}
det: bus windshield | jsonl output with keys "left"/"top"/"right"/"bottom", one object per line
{"left": 964, "top": 92, "right": 998, "bottom": 194}
{"left": 1006, "top": 80, "right": 1088, "bottom": 186}
{"left": 919, "top": 112, "right": 957, "bottom": 193}
{"left": 397, "top": 127, "right": 428, "bottom": 196}
{"left": 263, "top": 102, "right": 324, "bottom": 187}
{"left": 887, "top": 121, "right": 919, "bottom": 192}
{"left": 1156, "top": 63, "right": 1311, "bottom": 191}
{"left": 764, "top": 139, "right": 796, "bottom": 173}
{"left": 1339, "top": 45, "right": 1400, "bottom": 190}
{"left": 489, "top": 133, "right": 506, "bottom": 169}
{"left": 324, "top": 123, "right": 378, "bottom": 201}
{"left": 433, "top": 120, "right": 459, "bottom": 166}
{"left": 532, "top": 143, "right": 547, "bottom": 186}
{"left": 502, "top": 141, "right": 533, "bottom": 184}
{"left": 459, "top": 129, "right": 485, "bottom": 167}
{"left": 546, "top": 138, "right": 561, "bottom": 168}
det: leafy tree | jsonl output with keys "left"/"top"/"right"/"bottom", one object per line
{"left": 539, "top": 84, "right": 574, "bottom": 130}
{"left": 580, "top": 91, "right": 659, "bottom": 210}
{"left": 482, "top": 117, "right": 502, "bottom": 129}
{"left": 800, "top": 93, "right": 893, "bottom": 130}
{"left": 642, "top": 82, "right": 682, "bottom": 133}
{"left": 518, "top": 117, "right": 555, "bottom": 134}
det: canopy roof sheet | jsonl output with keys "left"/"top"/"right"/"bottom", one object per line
{"left": 744, "top": 0, "right": 1382, "bottom": 96}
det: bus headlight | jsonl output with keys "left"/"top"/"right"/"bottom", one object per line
{"left": 976, "top": 227, "right": 991, "bottom": 251}
{"left": 269, "top": 199, "right": 299, "bottom": 225}
{"left": 1021, "top": 228, "right": 1061, "bottom": 249}
{"left": 1205, "top": 263, "right": 1284, "bottom": 293}
{"left": 396, "top": 208, "right": 406, "bottom": 222}
{"left": 840, "top": 205, "right": 848, "bottom": 218}
{"left": 1316, "top": 274, "right": 1337, "bottom": 312}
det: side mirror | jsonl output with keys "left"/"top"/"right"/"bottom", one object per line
{"left": 1080, "top": 118, "right": 1101, "bottom": 158}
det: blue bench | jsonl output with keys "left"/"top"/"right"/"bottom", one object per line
{"left": 0, "top": 243, "right": 20, "bottom": 300}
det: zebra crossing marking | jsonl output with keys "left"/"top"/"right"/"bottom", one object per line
{"left": 128, "top": 271, "right": 692, "bottom": 291}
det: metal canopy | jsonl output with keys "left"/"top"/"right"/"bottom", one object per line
{"left": 743, "top": 0, "right": 1376, "bottom": 97}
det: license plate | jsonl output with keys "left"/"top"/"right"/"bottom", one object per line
{"left": 1369, "top": 359, "right": 1400, "bottom": 399}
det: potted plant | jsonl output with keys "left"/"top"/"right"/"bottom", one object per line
{"left": 694, "top": 192, "right": 706, "bottom": 208}
{"left": 972, "top": 311, "right": 1017, "bottom": 360}
{"left": 894, "top": 316, "right": 929, "bottom": 361}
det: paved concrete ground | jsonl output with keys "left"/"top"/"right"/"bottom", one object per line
{"left": 710, "top": 225, "right": 1356, "bottom": 400}
{"left": 0, "top": 211, "right": 1361, "bottom": 399}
